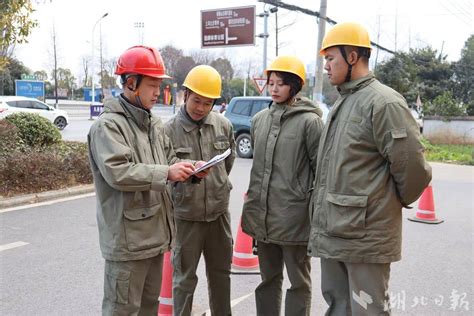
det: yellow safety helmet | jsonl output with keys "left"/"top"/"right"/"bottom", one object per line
{"left": 265, "top": 55, "right": 306, "bottom": 83}
{"left": 182, "top": 65, "right": 222, "bottom": 99}
{"left": 320, "top": 22, "right": 372, "bottom": 55}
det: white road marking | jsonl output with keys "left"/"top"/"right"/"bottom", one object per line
{"left": 0, "top": 193, "right": 95, "bottom": 214}
{"left": 0, "top": 241, "right": 29, "bottom": 252}
{"left": 201, "top": 292, "right": 254, "bottom": 315}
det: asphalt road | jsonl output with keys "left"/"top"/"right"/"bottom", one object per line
{"left": 60, "top": 106, "right": 180, "bottom": 142}
{"left": 1, "top": 160, "right": 473, "bottom": 315}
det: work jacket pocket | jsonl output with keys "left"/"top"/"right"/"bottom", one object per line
{"left": 104, "top": 267, "right": 130, "bottom": 304}
{"left": 326, "top": 192, "right": 368, "bottom": 239}
{"left": 123, "top": 204, "right": 163, "bottom": 251}
{"left": 175, "top": 147, "right": 193, "bottom": 158}
{"left": 213, "top": 141, "right": 230, "bottom": 154}
{"left": 388, "top": 128, "right": 408, "bottom": 162}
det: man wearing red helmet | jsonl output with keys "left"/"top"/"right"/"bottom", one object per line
{"left": 88, "top": 45, "right": 207, "bottom": 315}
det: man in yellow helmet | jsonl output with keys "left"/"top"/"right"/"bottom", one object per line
{"left": 307, "top": 23, "right": 432, "bottom": 315}
{"left": 164, "top": 65, "right": 236, "bottom": 316}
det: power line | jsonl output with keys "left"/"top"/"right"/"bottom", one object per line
{"left": 258, "top": 0, "right": 396, "bottom": 55}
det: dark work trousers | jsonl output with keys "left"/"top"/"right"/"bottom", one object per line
{"left": 172, "top": 212, "right": 233, "bottom": 316}
{"left": 102, "top": 254, "right": 164, "bottom": 316}
{"left": 321, "top": 258, "right": 391, "bottom": 316}
{"left": 255, "top": 242, "right": 312, "bottom": 316}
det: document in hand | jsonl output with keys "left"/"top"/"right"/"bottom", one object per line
{"left": 192, "top": 148, "right": 232, "bottom": 175}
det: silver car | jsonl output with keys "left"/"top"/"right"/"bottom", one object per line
{"left": 0, "top": 96, "right": 69, "bottom": 130}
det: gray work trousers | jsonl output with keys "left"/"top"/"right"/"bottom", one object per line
{"left": 321, "top": 258, "right": 391, "bottom": 316}
{"left": 172, "top": 213, "right": 233, "bottom": 316}
{"left": 255, "top": 242, "right": 312, "bottom": 316}
{"left": 102, "top": 254, "right": 164, "bottom": 316}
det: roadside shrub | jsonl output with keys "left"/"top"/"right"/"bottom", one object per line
{"left": 5, "top": 112, "right": 61, "bottom": 147}
{"left": 424, "top": 91, "right": 467, "bottom": 117}
{"left": 0, "top": 141, "right": 92, "bottom": 197}
{"left": 0, "top": 119, "right": 25, "bottom": 157}
{"left": 466, "top": 100, "right": 474, "bottom": 116}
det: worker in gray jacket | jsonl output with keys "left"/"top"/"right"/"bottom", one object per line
{"left": 242, "top": 55, "right": 324, "bottom": 316}
{"left": 164, "top": 65, "right": 236, "bottom": 316}
{"left": 88, "top": 46, "right": 207, "bottom": 316}
{"left": 308, "top": 22, "right": 432, "bottom": 315}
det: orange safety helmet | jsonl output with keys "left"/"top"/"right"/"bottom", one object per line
{"left": 115, "top": 45, "right": 171, "bottom": 79}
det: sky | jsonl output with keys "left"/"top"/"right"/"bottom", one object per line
{"left": 14, "top": 0, "right": 474, "bottom": 83}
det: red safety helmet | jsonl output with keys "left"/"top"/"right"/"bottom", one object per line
{"left": 115, "top": 45, "right": 171, "bottom": 79}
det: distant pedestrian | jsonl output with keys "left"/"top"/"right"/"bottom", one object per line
{"left": 88, "top": 45, "right": 207, "bottom": 315}
{"left": 164, "top": 65, "right": 235, "bottom": 316}
{"left": 307, "top": 22, "right": 432, "bottom": 315}
{"left": 242, "top": 55, "right": 324, "bottom": 316}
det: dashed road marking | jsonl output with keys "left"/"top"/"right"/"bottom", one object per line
{"left": 201, "top": 292, "right": 254, "bottom": 315}
{"left": 0, "top": 241, "right": 29, "bottom": 252}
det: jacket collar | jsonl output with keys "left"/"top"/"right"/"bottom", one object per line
{"left": 337, "top": 72, "right": 375, "bottom": 95}
{"left": 112, "top": 94, "right": 151, "bottom": 129}
{"left": 177, "top": 105, "right": 215, "bottom": 132}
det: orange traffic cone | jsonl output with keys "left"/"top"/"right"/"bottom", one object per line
{"left": 408, "top": 184, "right": 444, "bottom": 224}
{"left": 158, "top": 251, "right": 173, "bottom": 316}
{"left": 231, "top": 193, "right": 260, "bottom": 274}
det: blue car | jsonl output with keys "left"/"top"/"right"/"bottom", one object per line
{"left": 224, "top": 96, "right": 272, "bottom": 158}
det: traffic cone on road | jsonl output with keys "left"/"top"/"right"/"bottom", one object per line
{"left": 408, "top": 184, "right": 444, "bottom": 224}
{"left": 231, "top": 193, "right": 260, "bottom": 274}
{"left": 158, "top": 251, "right": 173, "bottom": 316}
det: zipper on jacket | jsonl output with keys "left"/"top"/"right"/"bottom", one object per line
{"left": 197, "top": 128, "right": 208, "bottom": 221}
{"left": 149, "top": 122, "right": 173, "bottom": 247}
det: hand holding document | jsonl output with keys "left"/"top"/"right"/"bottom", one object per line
{"left": 191, "top": 148, "right": 231, "bottom": 175}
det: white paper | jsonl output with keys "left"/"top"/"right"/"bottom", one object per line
{"left": 192, "top": 148, "right": 231, "bottom": 175}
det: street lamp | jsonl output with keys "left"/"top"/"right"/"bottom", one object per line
{"left": 257, "top": 8, "right": 269, "bottom": 96}
{"left": 91, "top": 12, "right": 108, "bottom": 113}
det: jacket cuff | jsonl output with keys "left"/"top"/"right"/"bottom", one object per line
{"left": 151, "top": 165, "right": 169, "bottom": 191}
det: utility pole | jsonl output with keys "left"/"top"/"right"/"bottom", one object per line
{"left": 52, "top": 23, "right": 58, "bottom": 108}
{"left": 99, "top": 23, "right": 105, "bottom": 102}
{"left": 374, "top": 15, "right": 381, "bottom": 71}
{"left": 313, "top": 0, "right": 327, "bottom": 103}
{"left": 257, "top": 8, "right": 270, "bottom": 96}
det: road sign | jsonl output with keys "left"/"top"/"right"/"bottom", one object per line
{"left": 15, "top": 80, "right": 45, "bottom": 99}
{"left": 201, "top": 6, "right": 255, "bottom": 48}
{"left": 253, "top": 78, "right": 267, "bottom": 94}
{"left": 21, "top": 74, "right": 37, "bottom": 80}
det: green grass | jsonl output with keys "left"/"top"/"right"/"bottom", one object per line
{"left": 421, "top": 138, "right": 474, "bottom": 165}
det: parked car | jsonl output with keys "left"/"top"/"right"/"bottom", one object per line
{"left": 0, "top": 96, "right": 69, "bottom": 130}
{"left": 224, "top": 96, "right": 272, "bottom": 158}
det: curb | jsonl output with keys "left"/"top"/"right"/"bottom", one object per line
{"left": 0, "top": 184, "right": 95, "bottom": 210}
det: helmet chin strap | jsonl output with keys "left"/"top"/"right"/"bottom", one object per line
{"left": 134, "top": 91, "right": 146, "bottom": 110}
{"left": 338, "top": 46, "right": 353, "bottom": 83}
{"left": 123, "top": 74, "right": 147, "bottom": 110}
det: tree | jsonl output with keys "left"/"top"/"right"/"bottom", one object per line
{"left": 0, "top": 56, "right": 30, "bottom": 95}
{"left": 0, "top": 0, "right": 38, "bottom": 70}
{"left": 174, "top": 56, "right": 196, "bottom": 88}
{"left": 34, "top": 70, "right": 48, "bottom": 81}
{"left": 453, "top": 35, "right": 473, "bottom": 110}
{"left": 57, "top": 68, "right": 75, "bottom": 92}
{"left": 160, "top": 45, "right": 184, "bottom": 79}
{"left": 424, "top": 91, "right": 466, "bottom": 116}
{"left": 81, "top": 55, "right": 91, "bottom": 87}
{"left": 189, "top": 49, "right": 215, "bottom": 65}
{"left": 211, "top": 57, "right": 234, "bottom": 81}
{"left": 412, "top": 47, "right": 453, "bottom": 102}
{"left": 375, "top": 47, "right": 453, "bottom": 104}
{"left": 223, "top": 78, "right": 259, "bottom": 101}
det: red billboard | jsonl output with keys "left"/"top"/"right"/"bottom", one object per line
{"left": 201, "top": 6, "right": 256, "bottom": 48}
